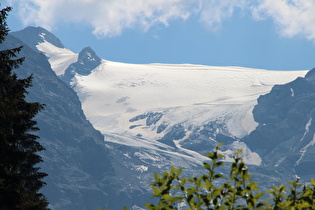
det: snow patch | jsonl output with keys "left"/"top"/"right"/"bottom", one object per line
{"left": 290, "top": 88, "right": 295, "bottom": 97}
{"left": 221, "top": 142, "right": 262, "bottom": 166}
{"left": 123, "top": 153, "right": 132, "bottom": 159}
{"left": 300, "top": 118, "right": 312, "bottom": 141}
{"left": 86, "top": 52, "right": 96, "bottom": 61}
{"left": 241, "top": 106, "right": 258, "bottom": 135}
{"left": 296, "top": 133, "right": 315, "bottom": 166}
{"left": 134, "top": 165, "right": 148, "bottom": 173}
{"left": 275, "top": 157, "right": 286, "bottom": 167}
{"left": 39, "top": 32, "right": 46, "bottom": 39}
{"left": 36, "top": 41, "right": 78, "bottom": 75}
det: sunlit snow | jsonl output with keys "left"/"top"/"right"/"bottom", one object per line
{"left": 37, "top": 41, "right": 78, "bottom": 75}
{"left": 73, "top": 61, "right": 306, "bottom": 138}
{"left": 38, "top": 42, "right": 308, "bottom": 166}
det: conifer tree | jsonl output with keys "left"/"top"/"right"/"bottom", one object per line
{"left": 0, "top": 4, "right": 48, "bottom": 209}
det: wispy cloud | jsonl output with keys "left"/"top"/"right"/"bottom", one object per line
{"left": 199, "top": 0, "right": 246, "bottom": 31}
{"left": 252, "top": 0, "right": 315, "bottom": 40}
{"left": 8, "top": 0, "right": 198, "bottom": 37}
{"left": 6, "top": 0, "right": 315, "bottom": 41}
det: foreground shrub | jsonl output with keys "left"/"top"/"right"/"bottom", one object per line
{"left": 145, "top": 144, "right": 315, "bottom": 210}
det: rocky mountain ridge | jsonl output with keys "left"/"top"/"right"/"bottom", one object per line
{"left": 4, "top": 33, "right": 138, "bottom": 209}
{"left": 244, "top": 67, "right": 315, "bottom": 180}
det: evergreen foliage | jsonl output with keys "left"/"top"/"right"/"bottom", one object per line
{"left": 145, "top": 144, "right": 315, "bottom": 209}
{"left": 0, "top": 4, "right": 48, "bottom": 209}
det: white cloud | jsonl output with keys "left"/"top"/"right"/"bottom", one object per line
{"left": 8, "top": 0, "right": 198, "bottom": 37}
{"left": 7, "top": 0, "right": 246, "bottom": 37}
{"left": 252, "top": 0, "right": 315, "bottom": 40}
{"left": 6, "top": 0, "right": 315, "bottom": 41}
{"left": 199, "top": 0, "right": 247, "bottom": 31}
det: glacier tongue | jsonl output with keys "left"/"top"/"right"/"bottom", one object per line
{"left": 65, "top": 59, "right": 306, "bottom": 166}
{"left": 35, "top": 38, "right": 308, "bottom": 166}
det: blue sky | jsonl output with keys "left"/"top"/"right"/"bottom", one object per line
{"left": 3, "top": 0, "right": 315, "bottom": 70}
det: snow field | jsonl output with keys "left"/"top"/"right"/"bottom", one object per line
{"left": 37, "top": 42, "right": 308, "bottom": 166}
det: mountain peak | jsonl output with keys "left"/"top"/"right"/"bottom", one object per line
{"left": 78, "top": 46, "right": 100, "bottom": 64}
{"left": 305, "top": 67, "right": 315, "bottom": 81}
{"left": 61, "top": 46, "right": 102, "bottom": 83}
{"left": 11, "top": 26, "right": 65, "bottom": 51}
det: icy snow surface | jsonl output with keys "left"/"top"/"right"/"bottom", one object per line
{"left": 37, "top": 41, "right": 78, "bottom": 75}
{"left": 73, "top": 61, "right": 306, "bottom": 137}
{"left": 38, "top": 43, "right": 308, "bottom": 166}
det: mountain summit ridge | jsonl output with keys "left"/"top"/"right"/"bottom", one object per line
{"left": 62, "top": 46, "right": 102, "bottom": 83}
{"left": 11, "top": 26, "right": 65, "bottom": 51}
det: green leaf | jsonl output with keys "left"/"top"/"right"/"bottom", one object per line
{"left": 217, "top": 143, "right": 224, "bottom": 147}
{"left": 162, "top": 194, "right": 172, "bottom": 201}
{"left": 203, "top": 162, "right": 211, "bottom": 170}
{"left": 152, "top": 187, "right": 160, "bottom": 196}
{"left": 154, "top": 172, "right": 159, "bottom": 181}
{"left": 214, "top": 173, "right": 225, "bottom": 180}
{"left": 215, "top": 161, "right": 224, "bottom": 167}
{"left": 145, "top": 144, "right": 315, "bottom": 210}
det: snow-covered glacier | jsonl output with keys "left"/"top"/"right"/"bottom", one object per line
{"left": 35, "top": 36, "right": 307, "bottom": 166}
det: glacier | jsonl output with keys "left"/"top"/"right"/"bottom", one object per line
{"left": 36, "top": 39, "right": 307, "bottom": 166}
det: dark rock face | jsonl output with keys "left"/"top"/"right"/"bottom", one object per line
{"left": 179, "top": 121, "right": 236, "bottom": 155}
{"left": 146, "top": 112, "right": 163, "bottom": 126}
{"left": 129, "top": 112, "right": 164, "bottom": 126}
{"left": 10, "top": 27, "right": 212, "bottom": 209}
{"left": 159, "top": 123, "right": 186, "bottom": 147}
{"left": 62, "top": 47, "right": 102, "bottom": 83}
{"left": 12, "top": 26, "right": 102, "bottom": 84}
{"left": 243, "top": 69, "right": 315, "bottom": 180}
{"left": 11, "top": 26, "right": 65, "bottom": 51}
{"left": 157, "top": 123, "right": 168, "bottom": 133}
{"left": 129, "top": 114, "right": 148, "bottom": 122}
{"left": 3, "top": 35, "right": 120, "bottom": 209}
